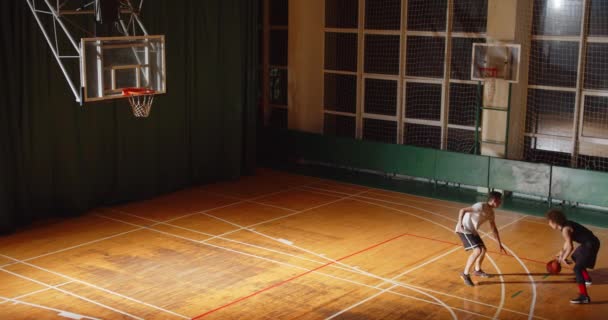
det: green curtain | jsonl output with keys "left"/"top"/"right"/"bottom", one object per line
{"left": 0, "top": 0, "right": 258, "bottom": 234}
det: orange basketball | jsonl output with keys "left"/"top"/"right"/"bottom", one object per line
{"left": 546, "top": 259, "right": 561, "bottom": 274}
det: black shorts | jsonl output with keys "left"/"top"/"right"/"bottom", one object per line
{"left": 457, "top": 232, "right": 485, "bottom": 251}
{"left": 572, "top": 240, "right": 600, "bottom": 269}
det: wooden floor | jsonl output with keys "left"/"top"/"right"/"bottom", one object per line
{"left": 1, "top": 169, "right": 607, "bottom": 319}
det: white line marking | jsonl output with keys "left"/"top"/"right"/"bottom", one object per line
{"left": 198, "top": 202, "right": 457, "bottom": 319}
{"left": 0, "top": 268, "right": 142, "bottom": 319}
{"left": 0, "top": 281, "right": 73, "bottom": 305}
{"left": 0, "top": 258, "right": 187, "bottom": 319}
{"left": 58, "top": 311, "right": 87, "bottom": 319}
{"left": 0, "top": 295, "right": 101, "bottom": 320}
{"left": 5, "top": 199, "right": 248, "bottom": 267}
{"left": 277, "top": 238, "right": 293, "bottom": 246}
{"left": 96, "top": 211, "right": 546, "bottom": 319}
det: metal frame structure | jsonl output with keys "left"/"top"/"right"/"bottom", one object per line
{"left": 24, "top": 0, "right": 150, "bottom": 104}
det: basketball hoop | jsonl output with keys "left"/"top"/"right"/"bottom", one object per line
{"left": 122, "top": 87, "right": 156, "bottom": 117}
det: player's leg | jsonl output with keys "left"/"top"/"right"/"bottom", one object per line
{"left": 473, "top": 246, "right": 491, "bottom": 277}
{"left": 570, "top": 246, "right": 591, "bottom": 304}
{"left": 457, "top": 232, "right": 482, "bottom": 286}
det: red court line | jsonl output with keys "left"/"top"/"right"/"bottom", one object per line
{"left": 191, "top": 232, "right": 564, "bottom": 319}
{"left": 191, "top": 233, "right": 408, "bottom": 319}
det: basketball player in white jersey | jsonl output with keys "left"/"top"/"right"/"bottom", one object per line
{"left": 455, "top": 191, "right": 507, "bottom": 286}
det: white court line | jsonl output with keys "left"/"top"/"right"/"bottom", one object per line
{"left": 1, "top": 199, "right": 251, "bottom": 270}
{"left": 2, "top": 185, "right": 304, "bottom": 268}
{"left": 339, "top": 187, "right": 535, "bottom": 320}
{"left": 96, "top": 213, "right": 500, "bottom": 319}
{"left": 327, "top": 211, "right": 526, "bottom": 320}
{"left": 203, "top": 190, "right": 299, "bottom": 212}
{"left": 303, "top": 185, "right": 519, "bottom": 223}
{"left": 308, "top": 182, "right": 517, "bottom": 218}
{"left": 311, "top": 180, "right": 471, "bottom": 208}
{"left": 326, "top": 247, "right": 462, "bottom": 319}
{"left": 210, "top": 181, "right": 542, "bottom": 319}
{"left": 310, "top": 181, "right": 464, "bottom": 209}
{"left": 350, "top": 197, "right": 536, "bottom": 320}
{"left": 107, "top": 188, "right": 368, "bottom": 246}
{"left": 0, "top": 295, "right": 101, "bottom": 320}
{"left": 0, "top": 281, "right": 73, "bottom": 305}
{"left": 0, "top": 268, "right": 142, "bottom": 319}
{"left": 206, "top": 183, "right": 540, "bottom": 319}
{"left": 310, "top": 180, "right": 608, "bottom": 233}
{"left": 0, "top": 183, "right": 319, "bottom": 319}
{"left": 197, "top": 204, "right": 457, "bottom": 319}
{"left": 0, "top": 257, "right": 189, "bottom": 319}
{"left": 479, "top": 229, "right": 537, "bottom": 320}
{"left": 98, "top": 211, "right": 547, "bottom": 319}
{"left": 196, "top": 189, "right": 371, "bottom": 244}
{"left": 100, "top": 208, "right": 545, "bottom": 319}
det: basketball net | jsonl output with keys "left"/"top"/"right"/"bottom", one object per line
{"left": 479, "top": 67, "right": 498, "bottom": 105}
{"left": 122, "top": 88, "right": 156, "bottom": 118}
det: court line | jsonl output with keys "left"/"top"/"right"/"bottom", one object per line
{"left": 326, "top": 247, "right": 462, "bottom": 319}
{"left": 0, "top": 281, "right": 72, "bottom": 305}
{"left": 309, "top": 182, "right": 465, "bottom": 210}
{"left": 194, "top": 189, "right": 370, "bottom": 244}
{"left": 223, "top": 182, "right": 551, "bottom": 319}
{"left": 2, "top": 184, "right": 309, "bottom": 267}
{"left": 2, "top": 174, "right": 532, "bottom": 319}
{"left": 202, "top": 183, "right": 549, "bottom": 319}
{"left": 327, "top": 213, "right": 526, "bottom": 320}
{"left": 303, "top": 185, "right": 517, "bottom": 222}
{"left": 0, "top": 295, "right": 101, "bottom": 320}
{"left": 1, "top": 200, "right": 250, "bottom": 269}
{"left": 98, "top": 214, "right": 471, "bottom": 318}
{"left": 189, "top": 232, "right": 455, "bottom": 320}
{"left": 308, "top": 182, "right": 524, "bottom": 220}
{"left": 199, "top": 230, "right": 458, "bottom": 319}
{"left": 0, "top": 255, "right": 190, "bottom": 319}
{"left": 0, "top": 185, "right": 318, "bottom": 319}
{"left": 100, "top": 212, "right": 538, "bottom": 318}
{"left": 0, "top": 268, "right": 142, "bottom": 319}
{"left": 352, "top": 197, "right": 536, "bottom": 320}
{"left": 0, "top": 184, "right": 360, "bottom": 320}
{"left": 195, "top": 201, "right": 457, "bottom": 318}
{"left": 309, "top": 181, "right": 608, "bottom": 233}
{"left": 355, "top": 187, "right": 537, "bottom": 320}
{"left": 107, "top": 187, "right": 369, "bottom": 247}
{"left": 0, "top": 174, "right": 529, "bottom": 319}
{"left": 301, "top": 184, "right": 511, "bottom": 319}
{"left": 304, "top": 183, "right": 545, "bottom": 267}
{"left": 96, "top": 212, "right": 547, "bottom": 320}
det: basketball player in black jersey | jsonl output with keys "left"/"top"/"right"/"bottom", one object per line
{"left": 546, "top": 209, "right": 600, "bottom": 304}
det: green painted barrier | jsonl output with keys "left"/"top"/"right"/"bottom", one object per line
{"left": 489, "top": 158, "right": 551, "bottom": 197}
{"left": 551, "top": 166, "right": 608, "bottom": 207}
{"left": 270, "top": 129, "right": 608, "bottom": 210}
{"left": 435, "top": 151, "right": 489, "bottom": 187}
{"left": 287, "top": 131, "right": 436, "bottom": 178}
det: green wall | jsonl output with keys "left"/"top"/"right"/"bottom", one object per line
{"left": 269, "top": 129, "right": 608, "bottom": 210}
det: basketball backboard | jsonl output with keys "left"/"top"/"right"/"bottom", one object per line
{"left": 81, "top": 35, "right": 166, "bottom": 102}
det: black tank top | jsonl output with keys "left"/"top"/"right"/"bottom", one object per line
{"left": 565, "top": 220, "right": 599, "bottom": 245}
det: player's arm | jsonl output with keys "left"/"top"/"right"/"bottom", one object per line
{"left": 490, "top": 218, "right": 507, "bottom": 255}
{"left": 558, "top": 226, "right": 574, "bottom": 265}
